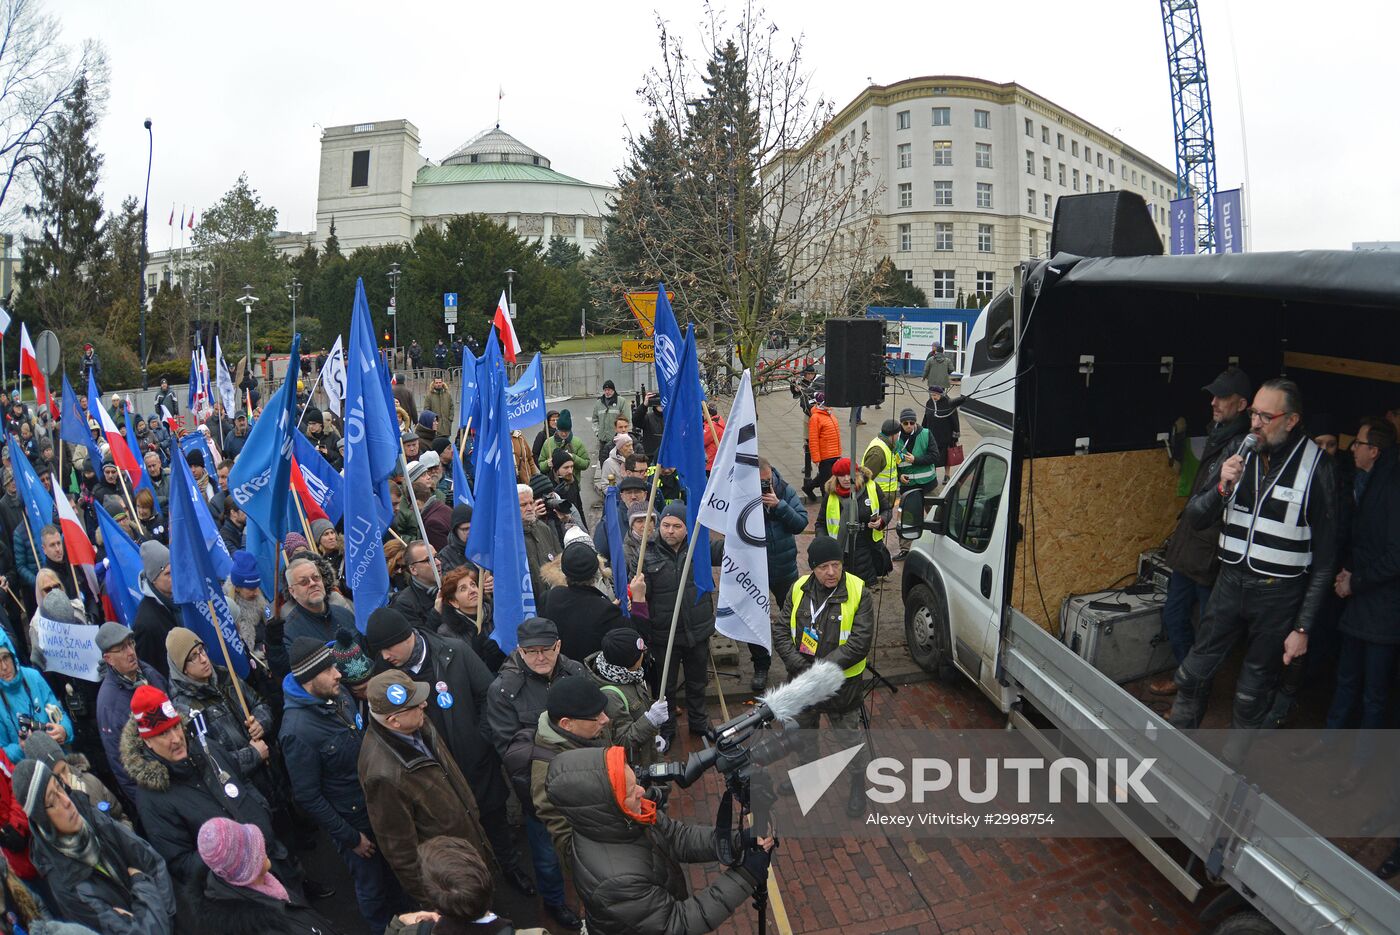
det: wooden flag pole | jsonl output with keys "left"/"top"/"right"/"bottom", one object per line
{"left": 204, "top": 599, "right": 252, "bottom": 721}
{"left": 292, "top": 494, "right": 321, "bottom": 556}
{"left": 458, "top": 415, "right": 474, "bottom": 460}
{"left": 632, "top": 469, "right": 662, "bottom": 580}
{"left": 115, "top": 470, "right": 146, "bottom": 537}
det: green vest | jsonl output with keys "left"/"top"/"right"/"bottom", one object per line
{"left": 896, "top": 428, "right": 938, "bottom": 486}
{"left": 863, "top": 436, "right": 899, "bottom": 495}
{"left": 788, "top": 573, "right": 867, "bottom": 678}
{"left": 823, "top": 481, "right": 884, "bottom": 542}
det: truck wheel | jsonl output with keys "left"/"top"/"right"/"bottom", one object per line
{"left": 1208, "top": 911, "right": 1280, "bottom": 935}
{"left": 904, "top": 583, "right": 954, "bottom": 679}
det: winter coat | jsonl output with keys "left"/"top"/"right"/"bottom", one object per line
{"left": 420, "top": 496, "right": 452, "bottom": 550}
{"left": 923, "top": 351, "right": 952, "bottom": 389}
{"left": 0, "top": 749, "right": 36, "bottom": 878}
{"left": 133, "top": 582, "right": 180, "bottom": 679}
{"left": 484, "top": 650, "right": 587, "bottom": 769}
{"left": 0, "top": 628, "right": 74, "bottom": 764}
{"left": 640, "top": 537, "right": 721, "bottom": 650}
{"left": 703, "top": 416, "right": 725, "bottom": 471}
{"left": 545, "top": 746, "right": 758, "bottom": 935}
{"left": 635, "top": 403, "right": 665, "bottom": 459}
{"left": 390, "top": 579, "right": 442, "bottom": 631}
{"left": 592, "top": 395, "right": 625, "bottom": 448}
{"left": 770, "top": 571, "right": 874, "bottom": 712}
{"left": 1164, "top": 411, "right": 1251, "bottom": 585}
{"left": 219, "top": 516, "right": 246, "bottom": 554}
{"left": 583, "top": 651, "right": 659, "bottom": 769}
{"left": 761, "top": 467, "right": 808, "bottom": 585}
{"left": 816, "top": 468, "right": 891, "bottom": 585}
{"left": 807, "top": 406, "right": 841, "bottom": 462}
{"left": 541, "top": 583, "right": 625, "bottom": 662}
{"left": 96, "top": 662, "right": 167, "bottom": 807}
{"left": 438, "top": 601, "right": 507, "bottom": 673}
{"left": 423, "top": 386, "right": 456, "bottom": 437}
{"left": 597, "top": 449, "right": 630, "bottom": 494}
{"left": 540, "top": 433, "right": 592, "bottom": 473}
{"left": 283, "top": 599, "right": 357, "bottom": 649}
{"left": 922, "top": 395, "right": 961, "bottom": 459}
{"left": 437, "top": 533, "right": 469, "bottom": 574}
{"left": 1339, "top": 447, "right": 1400, "bottom": 644}
{"left": 118, "top": 717, "right": 290, "bottom": 888}
{"left": 528, "top": 713, "right": 608, "bottom": 868}
{"left": 279, "top": 677, "right": 370, "bottom": 849}
{"left": 12, "top": 525, "right": 38, "bottom": 588}
{"left": 357, "top": 717, "right": 492, "bottom": 907}
{"left": 153, "top": 388, "right": 179, "bottom": 416}
{"left": 522, "top": 520, "right": 562, "bottom": 607}
{"left": 393, "top": 385, "right": 418, "bottom": 425}
{"left": 28, "top": 792, "right": 176, "bottom": 935}
{"left": 167, "top": 664, "right": 272, "bottom": 782}
{"left": 190, "top": 868, "right": 342, "bottom": 935}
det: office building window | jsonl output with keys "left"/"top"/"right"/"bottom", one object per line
{"left": 896, "top": 110, "right": 910, "bottom": 130}
{"left": 976, "top": 142, "right": 993, "bottom": 168}
{"left": 901, "top": 269, "right": 914, "bottom": 286}
{"left": 1028, "top": 229, "right": 1037, "bottom": 255}
{"left": 934, "top": 180, "right": 953, "bottom": 206}
{"left": 350, "top": 149, "right": 371, "bottom": 188}
{"left": 1072, "top": 168, "right": 1080, "bottom": 191}
{"left": 975, "top": 182, "right": 993, "bottom": 209}
{"left": 974, "top": 109, "right": 990, "bottom": 129}
{"left": 1083, "top": 145, "right": 1090, "bottom": 163}
{"left": 897, "top": 182, "right": 912, "bottom": 208}
{"left": 1097, "top": 178, "right": 1104, "bottom": 192}
{"left": 1026, "top": 150, "right": 1034, "bottom": 175}
{"left": 1097, "top": 152, "right": 1104, "bottom": 169}
{"left": 1086, "top": 174, "right": 1092, "bottom": 190}
{"left": 1132, "top": 170, "right": 1139, "bottom": 185}
{"left": 1042, "top": 156, "right": 1050, "bottom": 180}
{"left": 1108, "top": 157, "right": 1115, "bottom": 174}
{"left": 935, "top": 222, "right": 953, "bottom": 251}
{"left": 1025, "top": 117, "right": 1034, "bottom": 137}
{"left": 1041, "top": 125, "right": 1049, "bottom": 143}
{"left": 977, "top": 224, "right": 994, "bottom": 253}
{"left": 1071, "top": 141, "right": 1079, "bottom": 157}
{"left": 897, "top": 142, "right": 912, "bottom": 169}
{"left": 1057, "top": 132, "right": 1065, "bottom": 150}
{"left": 932, "top": 140, "right": 952, "bottom": 166}
{"left": 1058, "top": 163, "right": 1066, "bottom": 186}
{"left": 976, "top": 271, "right": 995, "bottom": 297}
{"left": 932, "top": 106, "right": 951, "bottom": 126}
{"left": 1027, "top": 188, "right": 1036, "bottom": 213}
{"left": 898, "top": 223, "right": 912, "bottom": 252}
{"left": 1044, "top": 193, "right": 1052, "bottom": 218}
{"left": 861, "top": 120, "right": 867, "bottom": 138}
{"left": 932, "top": 270, "right": 955, "bottom": 300}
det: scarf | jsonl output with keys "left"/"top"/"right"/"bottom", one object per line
{"left": 21, "top": 762, "right": 103, "bottom": 869}
{"left": 607, "top": 746, "right": 656, "bottom": 824}
{"left": 592, "top": 654, "right": 646, "bottom": 686}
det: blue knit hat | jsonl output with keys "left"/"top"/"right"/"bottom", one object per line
{"left": 230, "top": 550, "right": 260, "bottom": 589}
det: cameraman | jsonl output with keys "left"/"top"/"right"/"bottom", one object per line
{"left": 546, "top": 745, "right": 773, "bottom": 935}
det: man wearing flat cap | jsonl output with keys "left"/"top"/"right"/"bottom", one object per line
{"left": 357, "top": 669, "right": 493, "bottom": 909}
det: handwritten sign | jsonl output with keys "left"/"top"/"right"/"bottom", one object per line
{"left": 33, "top": 615, "right": 103, "bottom": 682}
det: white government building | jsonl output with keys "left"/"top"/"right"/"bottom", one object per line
{"left": 145, "top": 121, "right": 614, "bottom": 291}
{"left": 800, "top": 75, "right": 1179, "bottom": 306}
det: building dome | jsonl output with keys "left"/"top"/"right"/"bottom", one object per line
{"left": 442, "top": 126, "right": 550, "bottom": 169}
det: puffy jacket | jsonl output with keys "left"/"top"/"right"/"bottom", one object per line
{"left": 593, "top": 395, "right": 625, "bottom": 447}
{"left": 807, "top": 406, "right": 841, "bottom": 462}
{"left": 28, "top": 791, "right": 176, "bottom": 935}
{"left": 641, "top": 537, "right": 721, "bottom": 650}
{"left": 12, "top": 525, "right": 37, "bottom": 588}
{"left": 1339, "top": 447, "right": 1400, "bottom": 644}
{"left": 583, "top": 651, "right": 659, "bottom": 769}
{"left": 189, "top": 868, "right": 342, "bottom": 935}
{"left": 540, "top": 433, "right": 592, "bottom": 473}
{"left": 703, "top": 416, "right": 725, "bottom": 471}
{"left": 0, "top": 627, "right": 74, "bottom": 764}
{"left": 923, "top": 351, "right": 952, "bottom": 389}
{"left": 167, "top": 664, "right": 272, "bottom": 783}
{"left": 528, "top": 712, "right": 608, "bottom": 868}
{"left": 279, "top": 677, "right": 370, "bottom": 849}
{"left": 96, "top": 661, "right": 168, "bottom": 807}
{"left": 0, "top": 749, "right": 36, "bottom": 878}
{"left": 485, "top": 651, "right": 586, "bottom": 767}
{"left": 541, "top": 583, "right": 625, "bottom": 662}
{"left": 545, "top": 747, "right": 758, "bottom": 934}
{"left": 423, "top": 386, "right": 456, "bottom": 437}
{"left": 1164, "top": 411, "right": 1250, "bottom": 585}
{"left": 761, "top": 468, "right": 808, "bottom": 583}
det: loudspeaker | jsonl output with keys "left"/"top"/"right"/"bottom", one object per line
{"left": 1050, "top": 191, "right": 1164, "bottom": 259}
{"left": 823, "top": 317, "right": 885, "bottom": 407}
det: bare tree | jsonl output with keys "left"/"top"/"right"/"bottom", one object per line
{"left": 597, "top": 4, "right": 882, "bottom": 386}
{"left": 0, "top": 0, "right": 105, "bottom": 231}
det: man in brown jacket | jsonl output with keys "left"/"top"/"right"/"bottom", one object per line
{"left": 357, "top": 669, "right": 493, "bottom": 907}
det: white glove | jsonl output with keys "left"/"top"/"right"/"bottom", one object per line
{"left": 644, "top": 698, "right": 669, "bottom": 727}
{"left": 654, "top": 735, "right": 670, "bottom": 754}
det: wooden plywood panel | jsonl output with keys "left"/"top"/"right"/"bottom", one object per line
{"left": 1012, "top": 449, "right": 1183, "bottom": 633}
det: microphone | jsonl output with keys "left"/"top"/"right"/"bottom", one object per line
{"left": 1222, "top": 433, "right": 1260, "bottom": 498}
{"left": 754, "top": 659, "right": 846, "bottom": 725}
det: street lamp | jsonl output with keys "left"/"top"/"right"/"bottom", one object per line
{"left": 504, "top": 267, "right": 516, "bottom": 310}
{"left": 236, "top": 284, "right": 259, "bottom": 376}
{"left": 387, "top": 262, "right": 401, "bottom": 369}
{"left": 287, "top": 278, "right": 302, "bottom": 338}
{"left": 139, "top": 118, "right": 153, "bottom": 390}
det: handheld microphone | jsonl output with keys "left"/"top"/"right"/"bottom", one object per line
{"left": 1222, "top": 433, "right": 1261, "bottom": 498}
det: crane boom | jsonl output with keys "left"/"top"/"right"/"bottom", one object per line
{"left": 1161, "top": 0, "right": 1218, "bottom": 252}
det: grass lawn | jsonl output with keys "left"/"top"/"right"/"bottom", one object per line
{"left": 542, "top": 334, "right": 631, "bottom": 355}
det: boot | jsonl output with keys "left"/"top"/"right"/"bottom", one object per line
{"left": 750, "top": 666, "right": 769, "bottom": 694}
{"left": 846, "top": 774, "right": 866, "bottom": 818}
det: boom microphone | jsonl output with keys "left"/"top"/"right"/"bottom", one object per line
{"left": 755, "top": 660, "right": 846, "bottom": 724}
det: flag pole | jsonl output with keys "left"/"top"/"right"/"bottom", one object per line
{"left": 398, "top": 451, "right": 442, "bottom": 588}
{"left": 657, "top": 521, "right": 703, "bottom": 717}
{"left": 476, "top": 568, "right": 489, "bottom": 633}
{"left": 632, "top": 469, "right": 662, "bottom": 580}
{"left": 204, "top": 599, "right": 252, "bottom": 721}
{"left": 115, "top": 469, "right": 147, "bottom": 538}
{"left": 295, "top": 363, "right": 327, "bottom": 429}
{"left": 292, "top": 494, "right": 321, "bottom": 556}
{"left": 457, "top": 415, "right": 474, "bottom": 460}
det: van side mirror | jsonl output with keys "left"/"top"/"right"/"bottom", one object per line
{"left": 897, "top": 489, "right": 924, "bottom": 540}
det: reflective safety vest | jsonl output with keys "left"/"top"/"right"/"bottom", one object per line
{"left": 863, "top": 436, "right": 899, "bottom": 495}
{"left": 823, "top": 481, "right": 883, "bottom": 542}
{"left": 1219, "top": 435, "right": 1322, "bottom": 578}
{"left": 789, "top": 572, "right": 867, "bottom": 678}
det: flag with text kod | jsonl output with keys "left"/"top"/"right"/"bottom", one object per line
{"left": 696, "top": 372, "right": 769, "bottom": 649}
{"left": 214, "top": 336, "right": 237, "bottom": 415}
{"left": 60, "top": 375, "right": 103, "bottom": 474}
{"left": 1169, "top": 197, "right": 1195, "bottom": 256}
{"left": 7, "top": 435, "right": 54, "bottom": 544}
{"left": 1214, "top": 188, "right": 1244, "bottom": 254}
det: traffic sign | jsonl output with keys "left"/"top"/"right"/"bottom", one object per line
{"left": 444, "top": 292, "right": 458, "bottom": 310}
{"left": 387, "top": 295, "right": 395, "bottom": 316}
{"left": 621, "top": 339, "right": 654, "bottom": 363}
{"left": 447, "top": 324, "right": 455, "bottom": 335}
{"left": 444, "top": 310, "right": 458, "bottom": 324}
{"left": 623, "top": 292, "right": 672, "bottom": 337}
{"left": 35, "top": 330, "right": 61, "bottom": 375}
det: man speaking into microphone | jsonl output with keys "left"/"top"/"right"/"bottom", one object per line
{"left": 1169, "top": 378, "right": 1340, "bottom": 735}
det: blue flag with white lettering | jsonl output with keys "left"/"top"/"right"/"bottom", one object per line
{"left": 94, "top": 501, "right": 143, "bottom": 627}
{"left": 168, "top": 451, "right": 249, "bottom": 678}
{"left": 651, "top": 284, "right": 684, "bottom": 409}
{"left": 505, "top": 353, "right": 545, "bottom": 432}
{"left": 603, "top": 484, "right": 629, "bottom": 616}
{"left": 289, "top": 432, "right": 343, "bottom": 527}
{"left": 6, "top": 435, "right": 54, "bottom": 542}
{"left": 60, "top": 375, "right": 103, "bottom": 474}
{"left": 228, "top": 335, "right": 301, "bottom": 551}
{"left": 123, "top": 409, "right": 159, "bottom": 506}
{"left": 657, "top": 327, "right": 713, "bottom": 596}
{"left": 451, "top": 447, "right": 473, "bottom": 508}
{"left": 458, "top": 344, "right": 479, "bottom": 432}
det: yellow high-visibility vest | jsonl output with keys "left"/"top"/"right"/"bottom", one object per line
{"left": 863, "top": 436, "right": 899, "bottom": 495}
{"left": 788, "top": 572, "right": 867, "bottom": 678}
{"left": 823, "top": 481, "right": 884, "bottom": 542}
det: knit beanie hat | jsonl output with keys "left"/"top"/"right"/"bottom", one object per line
{"left": 431, "top": 436, "right": 451, "bottom": 456}
{"left": 528, "top": 473, "right": 555, "bottom": 500}
{"left": 40, "top": 589, "right": 78, "bottom": 624}
{"left": 289, "top": 637, "right": 333, "bottom": 682}
{"left": 131, "top": 685, "right": 181, "bottom": 739}
{"left": 882, "top": 418, "right": 901, "bottom": 436}
{"left": 331, "top": 629, "right": 373, "bottom": 686}
{"left": 11, "top": 758, "right": 47, "bottom": 822}
{"left": 808, "top": 535, "right": 844, "bottom": 568}
{"left": 561, "top": 542, "right": 599, "bottom": 580}
{"left": 556, "top": 409, "right": 572, "bottom": 432}
{"left": 899, "top": 408, "right": 918, "bottom": 423}
{"left": 365, "top": 607, "right": 414, "bottom": 652}
{"left": 551, "top": 448, "right": 572, "bottom": 471}
{"left": 831, "top": 457, "right": 852, "bottom": 477}
{"left": 304, "top": 406, "right": 322, "bottom": 425}
{"left": 602, "top": 628, "right": 646, "bottom": 668}
{"left": 140, "top": 540, "right": 171, "bottom": 582}
{"left": 283, "top": 532, "right": 309, "bottom": 556}
{"left": 613, "top": 433, "right": 633, "bottom": 450}
{"left": 309, "top": 518, "right": 335, "bottom": 545}
{"left": 627, "top": 501, "right": 650, "bottom": 524}
{"left": 660, "top": 501, "right": 687, "bottom": 523}
{"left": 418, "top": 410, "right": 437, "bottom": 429}
{"left": 230, "top": 550, "right": 260, "bottom": 589}
{"left": 165, "top": 627, "right": 204, "bottom": 675}
{"left": 20, "top": 732, "right": 65, "bottom": 770}
{"left": 197, "top": 818, "right": 268, "bottom": 888}
{"left": 102, "top": 495, "right": 127, "bottom": 520}
{"left": 185, "top": 448, "right": 205, "bottom": 469}
{"left": 451, "top": 503, "right": 473, "bottom": 530}
{"left": 546, "top": 675, "right": 607, "bottom": 722}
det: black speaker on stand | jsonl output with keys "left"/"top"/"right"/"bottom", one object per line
{"left": 823, "top": 316, "right": 886, "bottom": 572}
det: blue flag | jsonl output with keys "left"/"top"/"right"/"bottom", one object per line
{"left": 343, "top": 279, "right": 402, "bottom": 633}
{"left": 505, "top": 352, "right": 546, "bottom": 432}
{"left": 228, "top": 335, "right": 301, "bottom": 549}
{"left": 94, "top": 501, "right": 143, "bottom": 627}
{"left": 60, "top": 375, "right": 103, "bottom": 474}
{"left": 651, "top": 284, "right": 685, "bottom": 408}
{"left": 168, "top": 451, "right": 249, "bottom": 678}
{"left": 451, "top": 447, "right": 474, "bottom": 508}
{"left": 290, "top": 433, "right": 343, "bottom": 526}
{"left": 657, "top": 327, "right": 714, "bottom": 596}
{"left": 464, "top": 335, "right": 533, "bottom": 654}
{"left": 603, "top": 485, "right": 629, "bottom": 616}
{"left": 123, "top": 409, "right": 159, "bottom": 506}
{"left": 458, "top": 344, "right": 480, "bottom": 432}
{"left": 177, "top": 433, "right": 217, "bottom": 474}
{"left": 6, "top": 435, "right": 54, "bottom": 542}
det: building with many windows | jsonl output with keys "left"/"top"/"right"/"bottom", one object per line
{"left": 808, "top": 76, "right": 1178, "bottom": 307}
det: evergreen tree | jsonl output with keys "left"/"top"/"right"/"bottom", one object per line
{"left": 96, "top": 195, "right": 145, "bottom": 345}
{"left": 14, "top": 75, "right": 106, "bottom": 330}
{"left": 323, "top": 217, "right": 342, "bottom": 259}
{"left": 190, "top": 173, "right": 286, "bottom": 344}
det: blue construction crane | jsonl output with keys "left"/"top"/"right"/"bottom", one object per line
{"left": 1161, "top": 0, "right": 1218, "bottom": 252}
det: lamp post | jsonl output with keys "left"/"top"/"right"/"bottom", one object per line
{"left": 236, "top": 284, "right": 259, "bottom": 377}
{"left": 504, "top": 267, "right": 516, "bottom": 310}
{"left": 139, "top": 118, "right": 153, "bottom": 389}
{"left": 387, "top": 261, "right": 401, "bottom": 369}
{"left": 287, "top": 278, "right": 302, "bottom": 338}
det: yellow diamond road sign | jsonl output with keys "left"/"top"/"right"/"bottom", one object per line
{"left": 624, "top": 291, "right": 673, "bottom": 337}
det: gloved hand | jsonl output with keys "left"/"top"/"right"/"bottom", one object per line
{"left": 654, "top": 735, "right": 669, "bottom": 754}
{"left": 0, "top": 823, "right": 26, "bottom": 851}
{"left": 739, "top": 842, "right": 773, "bottom": 886}
{"left": 644, "top": 698, "right": 669, "bottom": 727}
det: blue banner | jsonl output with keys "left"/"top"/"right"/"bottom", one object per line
{"left": 60, "top": 375, "right": 103, "bottom": 474}
{"left": 656, "top": 327, "right": 713, "bottom": 596}
{"left": 1169, "top": 197, "right": 1195, "bottom": 255}
{"left": 124, "top": 409, "right": 159, "bottom": 506}
{"left": 505, "top": 352, "right": 546, "bottom": 432}
{"left": 6, "top": 435, "right": 54, "bottom": 542}
{"left": 290, "top": 432, "right": 343, "bottom": 525}
{"left": 458, "top": 344, "right": 479, "bottom": 432}
{"left": 1214, "top": 188, "right": 1243, "bottom": 254}
{"left": 228, "top": 336, "right": 301, "bottom": 549}
{"left": 94, "top": 501, "right": 143, "bottom": 627}
{"left": 603, "top": 485, "right": 629, "bottom": 616}
{"left": 651, "top": 283, "right": 684, "bottom": 410}
{"left": 451, "top": 447, "right": 474, "bottom": 508}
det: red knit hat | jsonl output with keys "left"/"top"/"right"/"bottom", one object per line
{"left": 131, "top": 685, "right": 181, "bottom": 739}
{"left": 831, "top": 457, "right": 852, "bottom": 477}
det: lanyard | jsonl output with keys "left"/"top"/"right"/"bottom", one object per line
{"left": 808, "top": 591, "right": 833, "bottom": 627}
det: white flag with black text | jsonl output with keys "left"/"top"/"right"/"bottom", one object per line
{"left": 321, "top": 336, "right": 347, "bottom": 416}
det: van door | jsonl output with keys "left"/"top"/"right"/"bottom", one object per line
{"left": 936, "top": 451, "right": 1010, "bottom": 689}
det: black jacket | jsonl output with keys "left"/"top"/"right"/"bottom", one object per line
{"left": 133, "top": 587, "right": 180, "bottom": 678}
{"left": 279, "top": 676, "right": 371, "bottom": 849}
{"left": 641, "top": 537, "right": 721, "bottom": 650}
{"left": 1164, "top": 411, "right": 1250, "bottom": 585}
{"left": 922, "top": 395, "right": 961, "bottom": 456}
{"left": 167, "top": 665, "right": 273, "bottom": 783}
{"left": 437, "top": 535, "right": 469, "bottom": 573}
{"left": 390, "top": 578, "right": 442, "bottom": 631}
{"left": 191, "top": 869, "right": 342, "bottom": 935}
{"left": 283, "top": 599, "right": 358, "bottom": 649}
{"left": 1339, "top": 447, "right": 1400, "bottom": 644}
{"left": 541, "top": 584, "right": 625, "bottom": 662}
{"left": 485, "top": 650, "right": 586, "bottom": 766}
{"left": 220, "top": 516, "right": 246, "bottom": 554}
{"left": 438, "top": 601, "right": 507, "bottom": 673}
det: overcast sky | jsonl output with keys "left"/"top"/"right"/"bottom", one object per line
{"left": 58, "top": 0, "right": 1397, "bottom": 252}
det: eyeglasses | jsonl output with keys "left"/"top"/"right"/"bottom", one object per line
{"left": 290, "top": 576, "right": 320, "bottom": 588}
{"left": 188, "top": 645, "right": 208, "bottom": 661}
{"left": 1247, "top": 409, "right": 1292, "bottom": 425}
{"left": 1351, "top": 439, "right": 1379, "bottom": 450}
{"left": 520, "top": 645, "right": 557, "bottom": 657}
{"left": 408, "top": 557, "right": 433, "bottom": 568}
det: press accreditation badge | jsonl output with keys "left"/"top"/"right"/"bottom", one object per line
{"left": 799, "top": 627, "right": 820, "bottom": 656}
